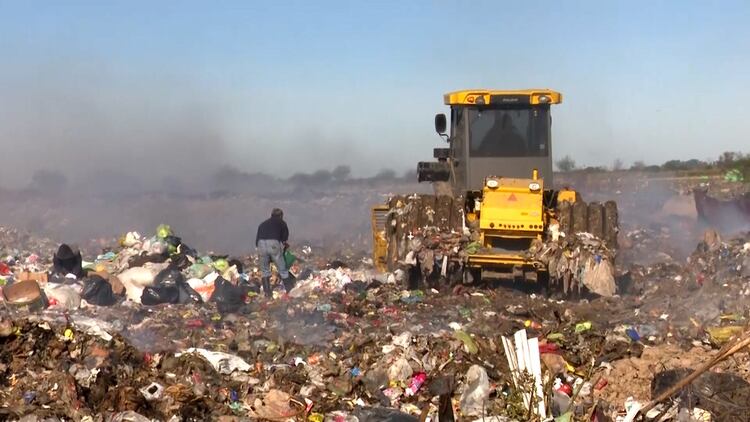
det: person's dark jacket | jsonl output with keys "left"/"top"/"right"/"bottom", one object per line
{"left": 255, "top": 216, "right": 289, "bottom": 247}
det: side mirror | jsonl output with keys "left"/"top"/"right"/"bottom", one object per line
{"left": 434, "top": 113, "right": 447, "bottom": 135}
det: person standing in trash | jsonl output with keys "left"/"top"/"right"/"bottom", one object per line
{"left": 256, "top": 208, "right": 295, "bottom": 297}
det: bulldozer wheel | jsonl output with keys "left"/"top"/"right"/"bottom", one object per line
{"left": 603, "top": 200, "right": 619, "bottom": 248}
{"left": 571, "top": 201, "right": 588, "bottom": 233}
{"left": 587, "top": 202, "right": 605, "bottom": 239}
{"left": 557, "top": 200, "right": 573, "bottom": 234}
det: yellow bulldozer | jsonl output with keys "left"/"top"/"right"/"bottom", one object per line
{"left": 371, "top": 89, "right": 619, "bottom": 288}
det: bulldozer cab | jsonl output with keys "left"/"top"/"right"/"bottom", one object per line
{"left": 418, "top": 89, "right": 562, "bottom": 195}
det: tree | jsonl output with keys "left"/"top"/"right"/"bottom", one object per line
{"left": 331, "top": 165, "right": 351, "bottom": 183}
{"left": 612, "top": 158, "right": 624, "bottom": 171}
{"left": 717, "top": 151, "right": 745, "bottom": 169}
{"left": 373, "top": 169, "right": 397, "bottom": 181}
{"left": 630, "top": 160, "right": 646, "bottom": 171}
{"left": 555, "top": 156, "right": 576, "bottom": 172}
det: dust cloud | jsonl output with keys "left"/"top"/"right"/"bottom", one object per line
{"left": 0, "top": 62, "right": 424, "bottom": 255}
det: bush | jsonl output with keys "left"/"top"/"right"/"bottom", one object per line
{"left": 556, "top": 156, "right": 576, "bottom": 172}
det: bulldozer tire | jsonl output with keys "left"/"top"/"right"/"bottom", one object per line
{"left": 587, "top": 202, "right": 605, "bottom": 239}
{"left": 557, "top": 200, "right": 573, "bottom": 234}
{"left": 571, "top": 200, "right": 588, "bottom": 234}
{"left": 603, "top": 200, "right": 619, "bottom": 248}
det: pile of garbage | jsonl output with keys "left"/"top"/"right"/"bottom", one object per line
{"left": 2, "top": 218, "right": 750, "bottom": 420}
{"left": 686, "top": 229, "right": 750, "bottom": 281}
{"left": 528, "top": 232, "right": 617, "bottom": 297}
{"left": 0, "top": 224, "right": 261, "bottom": 315}
{"left": 0, "top": 226, "right": 58, "bottom": 281}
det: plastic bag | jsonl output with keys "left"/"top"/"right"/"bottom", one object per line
{"left": 118, "top": 266, "right": 158, "bottom": 303}
{"left": 52, "top": 244, "right": 84, "bottom": 278}
{"left": 156, "top": 224, "right": 172, "bottom": 239}
{"left": 209, "top": 276, "right": 247, "bottom": 313}
{"left": 284, "top": 250, "right": 297, "bottom": 268}
{"left": 141, "top": 284, "right": 179, "bottom": 305}
{"left": 141, "top": 283, "right": 201, "bottom": 305}
{"left": 460, "top": 365, "right": 490, "bottom": 416}
{"left": 187, "top": 277, "right": 216, "bottom": 302}
{"left": 580, "top": 257, "right": 616, "bottom": 297}
{"left": 154, "top": 267, "right": 184, "bottom": 286}
{"left": 81, "top": 275, "right": 117, "bottom": 306}
{"left": 141, "top": 267, "right": 201, "bottom": 305}
{"left": 44, "top": 283, "right": 82, "bottom": 310}
{"left": 212, "top": 258, "right": 229, "bottom": 273}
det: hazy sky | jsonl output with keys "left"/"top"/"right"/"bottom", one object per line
{"left": 1, "top": 1, "right": 748, "bottom": 186}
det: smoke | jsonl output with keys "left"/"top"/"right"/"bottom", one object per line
{"left": 0, "top": 59, "right": 232, "bottom": 188}
{"left": 557, "top": 172, "right": 696, "bottom": 258}
{"left": 0, "top": 163, "right": 423, "bottom": 255}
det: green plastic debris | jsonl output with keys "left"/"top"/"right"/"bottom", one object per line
{"left": 458, "top": 306, "right": 472, "bottom": 318}
{"left": 453, "top": 330, "right": 479, "bottom": 354}
{"left": 465, "top": 241, "right": 482, "bottom": 255}
{"left": 724, "top": 168, "right": 744, "bottom": 182}
{"left": 229, "top": 401, "right": 243, "bottom": 413}
{"left": 547, "top": 332, "right": 565, "bottom": 342}
{"left": 187, "top": 263, "right": 213, "bottom": 279}
{"left": 213, "top": 259, "right": 229, "bottom": 273}
{"left": 156, "top": 224, "right": 172, "bottom": 239}
{"left": 284, "top": 249, "right": 297, "bottom": 268}
{"left": 554, "top": 412, "right": 573, "bottom": 422}
{"left": 575, "top": 321, "right": 592, "bottom": 334}
{"left": 707, "top": 325, "right": 744, "bottom": 345}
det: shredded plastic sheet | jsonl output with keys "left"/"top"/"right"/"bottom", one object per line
{"left": 176, "top": 348, "right": 252, "bottom": 374}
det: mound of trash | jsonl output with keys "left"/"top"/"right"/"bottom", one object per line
{"left": 1, "top": 222, "right": 750, "bottom": 421}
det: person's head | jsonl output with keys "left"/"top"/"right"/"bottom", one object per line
{"left": 271, "top": 208, "right": 284, "bottom": 219}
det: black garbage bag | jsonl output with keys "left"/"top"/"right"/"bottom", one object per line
{"left": 154, "top": 267, "right": 184, "bottom": 286}
{"left": 210, "top": 276, "right": 248, "bottom": 314}
{"left": 177, "top": 282, "right": 202, "bottom": 304}
{"left": 128, "top": 252, "right": 168, "bottom": 268}
{"left": 164, "top": 234, "right": 182, "bottom": 249}
{"left": 141, "top": 267, "right": 202, "bottom": 305}
{"left": 141, "top": 283, "right": 201, "bottom": 305}
{"left": 297, "top": 267, "right": 313, "bottom": 281}
{"left": 52, "top": 244, "right": 84, "bottom": 278}
{"left": 228, "top": 258, "right": 244, "bottom": 274}
{"left": 171, "top": 253, "right": 192, "bottom": 270}
{"left": 141, "top": 284, "right": 180, "bottom": 305}
{"left": 81, "top": 275, "right": 118, "bottom": 306}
